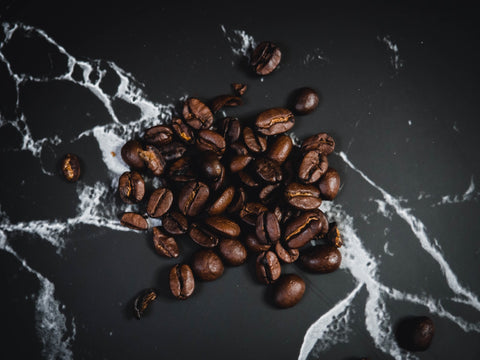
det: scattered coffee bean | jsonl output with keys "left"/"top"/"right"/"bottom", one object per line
{"left": 255, "top": 107, "right": 295, "bottom": 136}
{"left": 134, "top": 289, "right": 157, "bottom": 319}
{"left": 293, "top": 87, "right": 319, "bottom": 115}
{"left": 138, "top": 145, "right": 166, "bottom": 176}
{"left": 250, "top": 41, "right": 282, "bottom": 75}
{"left": 243, "top": 126, "right": 267, "bottom": 153}
{"left": 146, "top": 187, "right": 173, "bottom": 218}
{"left": 239, "top": 202, "right": 268, "bottom": 226}
{"left": 254, "top": 157, "right": 283, "bottom": 183}
{"left": 272, "top": 274, "right": 305, "bottom": 308}
{"left": 256, "top": 250, "right": 281, "bottom": 284}
{"left": 218, "top": 117, "right": 241, "bottom": 144}
{"left": 158, "top": 141, "right": 187, "bottom": 162}
{"left": 183, "top": 97, "right": 214, "bottom": 130}
{"left": 395, "top": 316, "right": 434, "bottom": 352}
{"left": 191, "top": 249, "right": 224, "bottom": 281}
{"left": 267, "top": 134, "right": 293, "bottom": 164}
{"left": 284, "top": 211, "right": 325, "bottom": 249}
{"left": 207, "top": 186, "right": 235, "bottom": 216}
{"left": 188, "top": 222, "right": 220, "bottom": 248}
{"left": 244, "top": 233, "right": 272, "bottom": 253}
{"left": 169, "top": 264, "right": 195, "bottom": 300}
{"left": 152, "top": 227, "right": 179, "bottom": 258}
{"left": 218, "top": 239, "right": 247, "bottom": 266}
{"left": 204, "top": 216, "right": 241, "bottom": 238}
{"left": 298, "top": 150, "right": 328, "bottom": 184}
{"left": 211, "top": 94, "right": 242, "bottom": 113}
{"left": 255, "top": 211, "right": 281, "bottom": 245}
{"left": 172, "top": 116, "right": 196, "bottom": 144}
{"left": 61, "top": 153, "right": 81, "bottom": 182}
{"left": 284, "top": 182, "right": 322, "bottom": 210}
{"left": 144, "top": 125, "right": 173, "bottom": 146}
{"left": 299, "top": 244, "right": 342, "bottom": 273}
{"left": 118, "top": 171, "right": 145, "bottom": 204}
{"left": 274, "top": 242, "right": 299, "bottom": 264}
{"left": 121, "top": 140, "right": 144, "bottom": 170}
{"left": 120, "top": 212, "right": 148, "bottom": 231}
{"left": 162, "top": 211, "right": 188, "bottom": 235}
{"left": 318, "top": 167, "right": 341, "bottom": 200}
{"left": 301, "top": 132, "right": 335, "bottom": 155}
{"left": 178, "top": 181, "right": 210, "bottom": 217}
{"left": 196, "top": 129, "right": 226, "bottom": 156}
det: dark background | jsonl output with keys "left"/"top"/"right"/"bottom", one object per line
{"left": 1, "top": 2, "right": 480, "bottom": 359}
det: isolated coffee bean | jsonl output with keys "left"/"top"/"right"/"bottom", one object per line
{"left": 191, "top": 249, "right": 224, "bottom": 281}
{"left": 157, "top": 141, "right": 187, "bottom": 162}
{"left": 255, "top": 157, "right": 283, "bottom": 183}
{"left": 267, "top": 134, "right": 293, "bottom": 164}
{"left": 144, "top": 125, "right": 173, "bottom": 146}
{"left": 172, "top": 116, "right": 195, "bottom": 144}
{"left": 284, "top": 182, "right": 322, "bottom": 210}
{"left": 118, "top": 171, "right": 145, "bottom": 204}
{"left": 152, "top": 227, "right": 179, "bottom": 258}
{"left": 168, "top": 156, "right": 196, "bottom": 182}
{"left": 243, "top": 126, "right": 267, "bottom": 153}
{"left": 61, "top": 153, "right": 81, "bottom": 182}
{"left": 284, "top": 211, "right": 324, "bottom": 248}
{"left": 196, "top": 129, "right": 226, "bottom": 156}
{"left": 218, "top": 239, "right": 247, "bottom": 266}
{"left": 272, "top": 274, "right": 305, "bottom": 308}
{"left": 229, "top": 154, "right": 253, "bottom": 173}
{"left": 162, "top": 211, "right": 188, "bottom": 235}
{"left": 318, "top": 167, "right": 341, "bottom": 200}
{"left": 133, "top": 289, "right": 157, "bottom": 319}
{"left": 183, "top": 97, "right": 214, "bottom": 130}
{"left": 293, "top": 87, "right": 319, "bottom": 115}
{"left": 395, "top": 316, "right": 435, "bottom": 352}
{"left": 255, "top": 107, "right": 295, "bottom": 136}
{"left": 188, "top": 223, "right": 220, "bottom": 248}
{"left": 256, "top": 251, "right": 281, "bottom": 284}
{"left": 204, "top": 216, "right": 241, "bottom": 238}
{"left": 217, "top": 117, "right": 241, "bottom": 144}
{"left": 301, "top": 133, "right": 335, "bottom": 155}
{"left": 199, "top": 151, "right": 223, "bottom": 180}
{"left": 138, "top": 145, "right": 166, "bottom": 176}
{"left": 256, "top": 211, "right": 281, "bottom": 245}
{"left": 121, "top": 140, "right": 144, "bottom": 170}
{"left": 244, "top": 233, "right": 271, "bottom": 253}
{"left": 298, "top": 150, "right": 328, "bottom": 184}
{"left": 299, "top": 244, "right": 342, "bottom": 273}
{"left": 325, "top": 222, "right": 343, "bottom": 247}
{"left": 169, "top": 264, "right": 195, "bottom": 300}
{"left": 274, "top": 242, "right": 299, "bottom": 264}
{"left": 207, "top": 186, "right": 235, "bottom": 215}
{"left": 250, "top": 41, "right": 282, "bottom": 76}
{"left": 120, "top": 212, "right": 148, "bottom": 231}
{"left": 147, "top": 187, "right": 173, "bottom": 218}
{"left": 178, "top": 181, "right": 210, "bottom": 217}
{"left": 239, "top": 202, "right": 268, "bottom": 226}
{"left": 210, "top": 94, "right": 242, "bottom": 113}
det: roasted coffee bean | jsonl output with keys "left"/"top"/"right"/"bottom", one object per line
{"left": 301, "top": 133, "right": 335, "bottom": 155}
{"left": 244, "top": 233, "right": 271, "bottom": 253}
{"left": 210, "top": 164, "right": 226, "bottom": 192}
{"left": 299, "top": 244, "right": 341, "bottom": 273}
{"left": 267, "top": 134, "right": 293, "bottom": 164}
{"left": 121, "top": 140, "right": 144, "bottom": 170}
{"left": 61, "top": 153, "right": 81, "bottom": 182}
{"left": 298, "top": 150, "right": 328, "bottom": 184}
{"left": 274, "top": 242, "right": 299, "bottom": 263}
{"left": 325, "top": 222, "right": 343, "bottom": 247}
{"left": 204, "top": 216, "right": 241, "bottom": 238}
{"left": 259, "top": 183, "right": 281, "bottom": 205}
{"left": 273, "top": 205, "right": 283, "bottom": 222}
{"left": 284, "top": 182, "right": 322, "bottom": 210}
{"left": 243, "top": 126, "right": 267, "bottom": 153}
{"left": 207, "top": 186, "right": 235, "bottom": 215}
{"left": 218, "top": 117, "right": 241, "bottom": 144}
{"left": 191, "top": 249, "right": 224, "bottom": 281}
{"left": 196, "top": 129, "right": 226, "bottom": 156}
{"left": 152, "top": 227, "right": 179, "bottom": 258}
{"left": 162, "top": 211, "right": 188, "bottom": 235}
{"left": 183, "top": 97, "right": 214, "bottom": 130}
{"left": 147, "top": 187, "right": 173, "bottom": 218}
{"left": 118, "top": 171, "right": 145, "bottom": 204}
{"left": 218, "top": 239, "right": 247, "bottom": 266}
{"left": 256, "top": 211, "right": 281, "bottom": 245}
{"left": 395, "top": 316, "right": 434, "bottom": 352}
{"left": 318, "top": 167, "right": 341, "bottom": 200}
{"left": 239, "top": 202, "right": 268, "bottom": 226}
{"left": 120, "top": 212, "right": 148, "bottom": 230}
{"left": 250, "top": 41, "right": 282, "bottom": 76}
{"left": 210, "top": 94, "right": 242, "bottom": 113}
{"left": 255, "top": 251, "right": 281, "bottom": 284}
{"left": 139, "top": 145, "right": 166, "bottom": 176}
{"left": 144, "top": 125, "right": 173, "bottom": 146}
{"left": 255, "top": 107, "right": 295, "bottom": 136}
{"left": 229, "top": 154, "right": 253, "bottom": 173}
{"left": 188, "top": 223, "right": 220, "bottom": 247}
{"left": 178, "top": 181, "right": 210, "bottom": 217}
{"left": 293, "top": 87, "right": 319, "bottom": 115}
{"left": 238, "top": 169, "right": 259, "bottom": 188}
{"left": 232, "top": 83, "right": 247, "bottom": 96}
{"left": 157, "top": 141, "right": 187, "bottom": 162}
{"left": 255, "top": 157, "right": 283, "bottom": 183}
{"left": 227, "top": 187, "right": 246, "bottom": 214}
{"left": 272, "top": 274, "right": 305, "bottom": 308}
{"left": 134, "top": 289, "right": 157, "bottom": 319}
{"left": 168, "top": 156, "right": 196, "bottom": 182}
{"left": 172, "top": 116, "right": 195, "bottom": 144}
{"left": 169, "top": 264, "right": 195, "bottom": 300}
{"left": 230, "top": 141, "right": 249, "bottom": 156}
{"left": 199, "top": 151, "right": 223, "bottom": 180}
{"left": 284, "top": 211, "right": 325, "bottom": 248}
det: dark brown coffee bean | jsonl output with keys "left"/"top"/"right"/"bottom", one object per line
{"left": 244, "top": 233, "right": 271, "bottom": 253}
{"left": 285, "top": 182, "right": 322, "bottom": 210}
{"left": 120, "top": 212, "right": 148, "bottom": 231}
{"left": 172, "top": 116, "right": 195, "bottom": 144}
{"left": 183, "top": 97, "right": 214, "bottom": 130}
{"left": 134, "top": 289, "right": 157, "bottom": 319}
{"left": 255, "top": 157, "right": 283, "bottom": 183}
{"left": 217, "top": 117, "right": 241, "bottom": 144}
{"left": 273, "top": 205, "right": 283, "bottom": 222}
{"left": 230, "top": 141, "right": 249, "bottom": 156}
{"left": 256, "top": 211, "right": 281, "bottom": 245}
{"left": 210, "top": 164, "right": 226, "bottom": 193}
{"left": 299, "top": 244, "right": 341, "bottom": 273}
{"left": 162, "top": 211, "right": 188, "bottom": 235}
{"left": 238, "top": 169, "right": 259, "bottom": 188}
{"left": 207, "top": 186, "right": 235, "bottom": 216}
{"left": 147, "top": 187, "right": 173, "bottom": 218}
{"left": 152, "top": 227, "right": 179, "bottom": 258}
{"left": 218, "top": 239, "right": 247, "bottom": 266}
{"left": 325, "top": 222, "right": 343, "bottom": 247}
{"left": 204, "top": 216, "right": 241, "bottom": 238}
{"left": 284, "top": 211, "right": 325, "bottom": 248}
{"left": 188, "top": 223, "right": 220, "bottom": 248}
{"left": 274, "top": 242, "right": 299, "bottom": 263}
{"left": 210, "top": 94, "right": 242, "bottom": 113}
{"left": 272, "top": 274, "right": 305, "bottom": 308}
{"left": 293, "top": 87, "right": 319, "bottom": 115}
{"left": 121, "top": 140, "right": 144, "bottom": 170}
{"left": 191, "top": 249, "right": 224, "bottom": 281}
{"left": 144, "top": 125, "right": 173, "bottom": 146}
{"left": 239, "top": 202, "right": 268, "bottom": 226}
{"left": 232, "top": 83, "right": 247, "bottom": 96}
{"left": 395, "top": 316, "right": 434, "bottom": 352}
{"left": 255, "top": 107, "right": 295, "bottom": 136}
{"left": 259, "top": 183, "right": 281, "bottom": 205}
{"left": 196, "top": 129, "right": 226, "bottom": 156}
{"left": 169, "top": 264, "right": 195, "bottom": 300}
{"left": 301, "top": 133, "right": 335, "bottom": 155}
{"left": 157, "top": 141, "right": 187, "bottom": 162}
{"left": 178, "top": 181, "right": 210, "bottom": 217}
{"left": 229, "top": 154, "right": 253, "bottom": 173}
{"left": 250, "top": 41, "right": 282, "bottom": 76}
{"left": 318, "top": 167, "right": 341, "bottom": 200}
{"left": 255, "top": 251, "right": 281, "bottom": 284}
{"left": 243, "top": 126, "right": 267, "bottom": 153}
{"left": 199, "top": 151, "right": 223, "bottom": 181}
{"left": 227, "top": 187, "right": 246, "bottom": 214}
{"left": 61, "top": 153, "right": 81, "bottom": 182}
{"left": 167, "top": 156, "right": 196, "bottom": 182}
{"left": 138, "top": 145, "right": 166, "bottom": 176}
{"left": 118, "top": 171, "right": 145, "bottom": 204}
{"left": 298, "top": 150, "right": 328, "bottom": 184}
{"left": 267, "top": 134, "right": 293, "bottom": 164}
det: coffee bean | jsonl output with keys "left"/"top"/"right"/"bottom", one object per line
{"left": 229, "top": 154, "right": 253, "bottom": 173}
{"left": 61, "top": 153, "right": 81, "bottom": 182}
{"left": 299, "top": 244, "right": 341, "bottom": 273}
{"left": 218, "top": 117, "right": 241, "bottom": 144}
{"left": 169, "top": 264, "right": 195, "bottom": 300}
{"left": 255, "top": 157, "right": 283, "bottom": 183}
{"left": 167, "top": 156, "right": 196, "bottom": 182}
{"left": 272, "top": 274, "right": 305, "bottom": 308}
{"left": 274, "top": 242, "right": 299, "bottom": 264}
{"left": 157, "top": 141, "right": 187, "bottom": 162}
{"left": 172, "top": 116, "right": 196, "bottom": 144}
{"left": 210, "top": 164, "right": 226, "bottom": 192}
{"left": 121, "top": 140, "right": 144, "bottom": 170}
{"left": 244, "top": 233, "right": 271, "bottom": 253}
{"left": 218, "top": 239, "right": 247, "bottom": 266}
{"left": 313, "top": 208, "right": 330, "bottom": 237}
{"left": 255, "top": 107, "right": 295, "bottom": 136}
{"left": 318, "top": 167, "right": 341, "bottom": 200}
{"left": 191, "top": 249, "right": 224, "bottom": 281}
{"left": 120, "top": 212, "right": 148, "bottom": 231}
{"left": 207, "top": 186, "right": 235, "bottom": 216}
{"left": 293, "top": 87, "right": 319, "bottom": 115}
{"left": 325, "top": 222, "right": 343, "bottom": 247}
{"left": 243, "top": 126, "right": 267, "bottom": 153}
{"left": 210, "top": 94, "right": 243, "bottom": 113}
{"left": 133, "top": 289, "right": 157, "bottom": 319}
{"left": 284, "top": 182, "right": 322, "bottom": 210}
{"left": 152, "top": 227, "right": 179, "bottom": 258}
{"left": 250, "top": 41, "right": 282, "bottom": 76}
{"left": 199, "top": 151, "right": 223, "bottom": 181}
{"left": 162, "top": 211, "right": 188, "bottom": 235}
{"left": 144, "top": 125, "right": 173, "bottom": 146}
{"left": 196, "top": 129, "right": 226, "bottom": 156}
{"left": 118, "top": 171, "right": 145, "bottom": 204}
{"left": 138, "top": 145, "right": 166, "bottom": 176}
{"left": 178, "top": 181, "right": 210, "bottom": 217}
{"left": 239, "top": 202, "right": 268, "bottom": 226}
{"left": 204, "top": 216, "right": 241, "bottom": 238}
{"left": 255, "top": 251, "right": 281, "bottom": 284}
{"left": 238, "top": 169, "right": 259, "bottom": 188}
{"left": 395, "top": 316, "right": 434, "bottom": 352}
{"left": 301, "top": 133, "right": 335, "bottom": 155}
{"left": 267, "top": 134, "right": 293, "bottom": 164}
{"left": 230, "top": 141, "right": 249, "bottom": 156}
{"left": 188, "top": 223, "right": 220, "bottom": 248}
{"left": 227, "top": 187, "right": 246, "bottom": 214}
{"left": 298, "top": 150, "right": 328, "bottom": 184}
{"left": 259, "top": 183, "right": 281, "bottom": 205}
{"left": 183, "top": 97, "right": 214, "bottom": 130}
{"left": 232, "top": 83, "right": 247, "bottom": 96}
{"left": 284, "top": 211, "right": 324, "bottom": 248}
{"left": 147, "top": 187, "right": 173, "bottom": 218}
{"left": 255, "top": 211, "right": 281, "bottom": 245}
